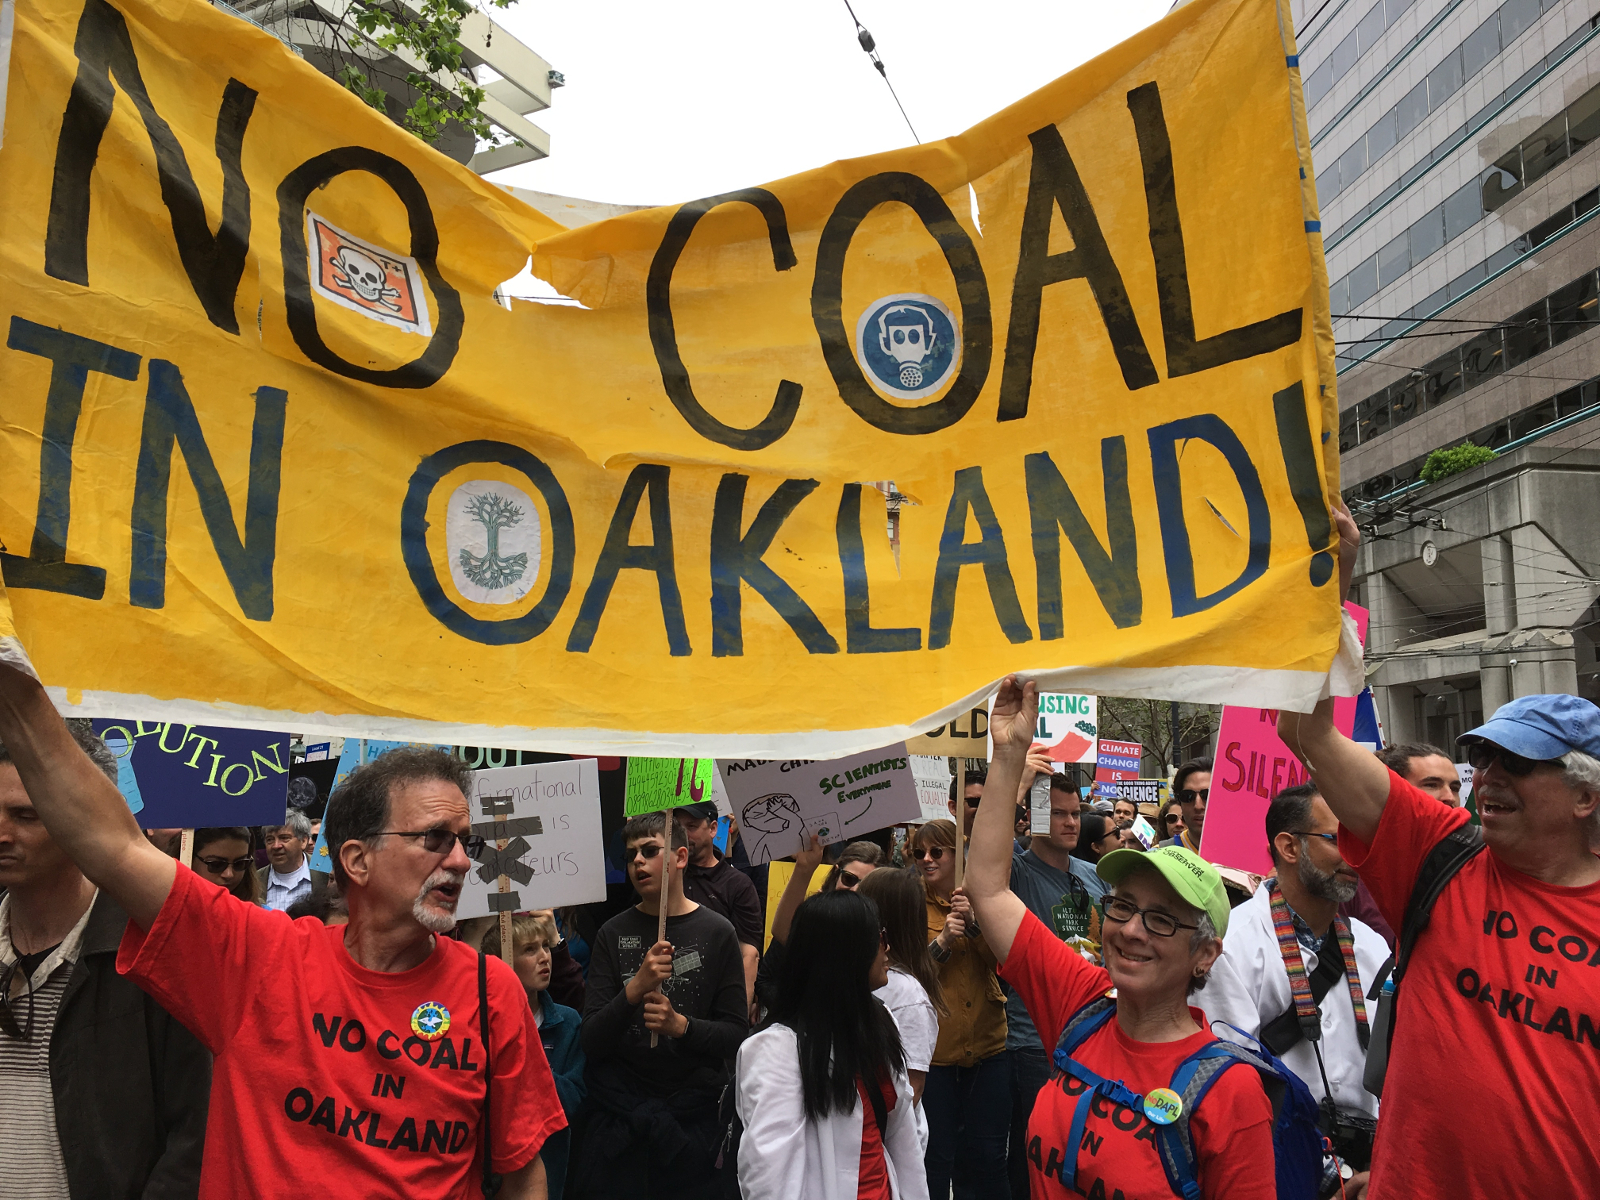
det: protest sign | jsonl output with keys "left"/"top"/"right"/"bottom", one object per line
{"left": 310, "top": 738, "right": 449, "bottom": 873}
{"left": 286, "top": 758, "right": 338, "bottom": 821}
{"left": 718, "top": 747, "right": 920, "bottom": 864}
{"left": 1094, "top": 737, "right": 1141, "bottom": 798}
{"left": 1114, "top": 778, "right": 1171, "bottom": 809}
{"left": 911, "top": 754, "right": 953, "bottom": 822}
{"left": 1201, "top": 604, "right": 1367, "bottom": 872}
{"left": 997, "top": 693, "right": 1099, "bottom": 764}
{"left": 0, "top": 0, "right": 1348, "bottom": 758}
{"left": 905, "top": 708, "right": 990, "bottom": 757}
{"left": 624, "top": 757, "right": 715, "bottom": 816}
{"left": 456, "top": 758, "right": 606, "bottom": 919}
{"left": 91, "top": 719, "right": 290, "bottom": 826}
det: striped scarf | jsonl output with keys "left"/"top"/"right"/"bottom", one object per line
{"left": 1267, "top": 879, "right": 1369, "bottom": 1044}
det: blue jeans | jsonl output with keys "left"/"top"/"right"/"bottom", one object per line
{"left": 922, "top": 1053, "right": 1013, "bottom": 1200}
{"left": 1006, "top": 1048, "right": 1051, "bottom": 1199}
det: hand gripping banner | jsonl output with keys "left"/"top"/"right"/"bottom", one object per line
{"left": 0, "top": 0, "right": 1354, "bottom": 756}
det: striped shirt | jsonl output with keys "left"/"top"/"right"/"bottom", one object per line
{"left": 0, "top": 893, "right": 97, "bottom": 1200}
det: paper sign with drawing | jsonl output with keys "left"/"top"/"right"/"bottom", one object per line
{"left": 455, "top": 758, "right": 607, "bottom": 919}
{"left": 717, "top": 747, "right": 921, "bottom": 864}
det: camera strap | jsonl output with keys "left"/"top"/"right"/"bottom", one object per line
{"left": 1266, "top": 881, "right": 1369, "bottom": 1055}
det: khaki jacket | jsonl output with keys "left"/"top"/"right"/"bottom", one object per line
{"left": 925, "top": 892, "right": 1007, "bottom": 1066}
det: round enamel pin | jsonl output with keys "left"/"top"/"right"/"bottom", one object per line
{"left": 1143, "top": 1087, "right": 1183, "bottom": 1125}
{"left": 411, "top": 1001, "right": 451, "bottom": 1041}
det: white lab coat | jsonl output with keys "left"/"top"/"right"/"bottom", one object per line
{"left": 1199, "top": 884, "right": 1389, "bottom": 1116}
{"left": 736, "top": 1024, "right": 930, "bottom": 1200}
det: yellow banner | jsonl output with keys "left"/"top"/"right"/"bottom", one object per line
{"left": 0, "top": 0, "right": 1346, "bottom": 756}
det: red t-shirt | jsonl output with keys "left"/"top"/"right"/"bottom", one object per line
{"left": 119, "top": 865, "right": 565, "bottom": 1199}
{"left": 998, "top": 911, "right": 1274, "bottom": 1200}
{"left": 855, "top": 1075, "right": 896, "bottom": 1200}
{"left": 1339, "top": 771, "right": 1600, "bottom": 1198}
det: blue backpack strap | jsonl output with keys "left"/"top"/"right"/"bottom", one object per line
{"left": 1048, "top": 996, "right": 1138, "bottom": 1193}
{"left": 1153, "top": 1040, "right": 1266, "bottom": 1200}
{"left": 1053, "top": 994, "right": 1117, "bottom": 1063}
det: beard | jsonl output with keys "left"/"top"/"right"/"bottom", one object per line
{"left": 412, "top": 867, "right": 466, "bottom": 933}
{"left": 1297, "top": 854, "right": 1359, "bottom": 904}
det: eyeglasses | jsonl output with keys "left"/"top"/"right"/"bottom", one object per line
{"left": 1097, "top": 894, "right": 1199, "bottom": 938}
{"left": 196, "top": 855, "right": 255, "bottom": 875}
{"left": 1178, "top": 788, "right": 1210, "bottom": 804}
{"left": 1464, "top": 742, "right": 1563, "bottom": 776}
{"left": 378, "top": 829, "right": 486, "bottom": 857}
{"left": 1289, "top": 830, "right": 1339, "bottom": 844}
{"left": 909, "top": 846, "right": 947, "bottom": 861}
{"left": 624, "top": 843, "right": 663, "bottom": 863}
{"left": 1163, "top": 814, "right": 1183, "bottom": 826}
{"left": 0, "top": 959, "right": 35, "bottom": 1041}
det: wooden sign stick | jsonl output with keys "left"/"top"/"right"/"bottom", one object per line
{"left": 651, "top": 837, "right": 673, "bottom": 1048}
{"left": 954, "top": 758, "right": 966, "bottom": 889}
{"left": 495, "top": 808, "right": 514, "bottom": 968}
{"left": 179, "top": 828, "right": 194, "bottom": 870}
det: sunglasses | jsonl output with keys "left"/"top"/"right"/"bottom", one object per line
{"left": 0, "top": 959, "right": 34, "bottom": 1040}
{"left": 196, "top": 855, "right": 255, "bottom": 875}
{"left": 1163, "top": 814, "right": 1183, "bottom": 825}
{"left": 378, "top": 829, "right": 487, "bottom": 857}
{"left": 1179, "top": 788, "right": 1209, "bottom": 804}
{"left": 836, "top": 869, "right": 864, "bottom": 889}
{"left": 909, "top": 846, "right": 948, "bottom": 861}
{"left": 624, "top": 843, "right": 664, "bottom": 863}
{"left": 1098, "top": 894, "right": 1199, "bottom": 938}
{"left": 1464, "top": 742, "right": 1564, "bottom": 776}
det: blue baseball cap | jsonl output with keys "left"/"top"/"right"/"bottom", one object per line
{"left": 1458, "top": 694, "right": 1600, "bottom": 761}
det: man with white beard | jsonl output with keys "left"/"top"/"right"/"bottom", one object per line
{"left": 0, "top": 648, "right": 565, "bottom": 1200}
{"left": 1199, "top": 784, "right": 1388, "bottom": 1193}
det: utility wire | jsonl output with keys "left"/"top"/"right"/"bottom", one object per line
{"left": 840, "top": 0, "right": 920, "bottom": 144}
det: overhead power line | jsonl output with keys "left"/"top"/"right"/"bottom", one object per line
{"left": 840, "top": 0, "right": 920, "bottom": 144}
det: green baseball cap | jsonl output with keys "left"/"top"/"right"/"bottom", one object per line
{"left": 1096, "top": 845, "right": 1232, "bottom": 938}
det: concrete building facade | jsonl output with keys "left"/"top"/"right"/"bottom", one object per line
{"left": 1293, "top": 0, "right": 1600, "bottom": 738}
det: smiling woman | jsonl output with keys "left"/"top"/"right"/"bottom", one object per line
{"left": 965, "top": 675, "right": 1277, "bottom": 1200}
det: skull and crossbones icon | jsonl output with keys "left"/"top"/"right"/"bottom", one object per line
{"left": 329, "top": 245, "right": 403, "bottom": 312}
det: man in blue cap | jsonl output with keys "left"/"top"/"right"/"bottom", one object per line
{"left": 1279, "top": 505, "right": 1600, "bottom": 1200}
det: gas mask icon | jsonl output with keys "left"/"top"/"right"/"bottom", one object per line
{"left": 876, "top": 304, "right": 938, "bottom": 388}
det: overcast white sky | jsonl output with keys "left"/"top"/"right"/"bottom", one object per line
{"left": 490, "top": 0, "right": 1174, "bottom": 208}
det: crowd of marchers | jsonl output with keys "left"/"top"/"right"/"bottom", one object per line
{"left": 1, "top": 506, "right": 1598, "bottom": 1200}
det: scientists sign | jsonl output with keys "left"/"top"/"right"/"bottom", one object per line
{"left": 718, "top": 747, "right": 921, "bottom": 863}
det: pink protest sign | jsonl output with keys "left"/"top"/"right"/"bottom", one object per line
{"left": 1199, "top": 605, "right": 1367, "bottom": 875}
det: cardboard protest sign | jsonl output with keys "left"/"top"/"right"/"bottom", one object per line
{"left": 997, "top": 693, "right": 1099, "bottom": 764}
{"left": 91, "top": 719, "right": 290, "bottom": 827}
{"left": 718, "top": 747, "right": 920, "bottom": 864}
{"left": 905, "top": 708, "right": 990, "bottom": 758}
{"left": 911, "top": 754, "right": 954, "bottom": 822}
{"left": 624, "top": 757, "right": 715, "bottom": 816}
{"left": 1114, "top": 778, "right": 1171, "bottom": 809}
{"left": 1202, "top": 604, "right": 1367, "bottom": 872}
{"left": 1, "top": 0, "right": 1348, "bottom": 758}
{"left": 456, "top": 758, "right": 606, "bottom": 919}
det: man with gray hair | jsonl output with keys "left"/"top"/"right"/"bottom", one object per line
{"left": 0, "top": 720, "right": 210, "bottom": 1198}
{"left": 1277, "top": 502, "right": 1600, "bottom": 1200}
{"left": 0, "top": 653, "right": 566, "bottom": 1200}
{"left": 257, "top": 808, "right": 325, "bottom": 912}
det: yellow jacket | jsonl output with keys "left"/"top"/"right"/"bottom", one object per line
{"left": 925, "top": 891, "right": 1007, "bottom": 1066}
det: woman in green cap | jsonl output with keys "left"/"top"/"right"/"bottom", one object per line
{"left": 963, "top": 674, "right": 1275, "bottom": 1200}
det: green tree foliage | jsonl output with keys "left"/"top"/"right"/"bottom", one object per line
{"left": 1420, "top": 442, "right": 1498, "bottom": 483}
{"left": 338, "top": 0, "right": 517, "bottom": 145}
{"left": 1097, "top": 698, "right": 1216, "bottom": 774}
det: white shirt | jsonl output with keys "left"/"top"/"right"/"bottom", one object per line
{"left": 736, "top": 1024, "right": 929, "bottom": 1200}
{"left": 1199, "top": 883, "right": 1389, "bottom": 1116}
{"left": 874, "top": 968, "right": 939, "bottom": 1073}
{"left": 263, "top": 858, "right": 312, "bottom": 912}
{"left": 0, "top": 892, "right": 98, "bottom": 1200}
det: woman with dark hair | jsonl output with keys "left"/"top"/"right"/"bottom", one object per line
{"left": 183, "top": 827, "right": 259, "bottom": 903}
{"left": 856, "top": 867, "right": 942, "bottom": 1106}
{"left": 736, "top": 890, "right": 928, "bottom": 1200}
{"left": 1072, "top": 813, "right": 1120, "bottom": 865}
{"left": 821, "top": 840, "right": 885, "bottom": 892}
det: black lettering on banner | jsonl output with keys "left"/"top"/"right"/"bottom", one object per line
{"left": 400, "top": 440, "right": 576, "bottom": 646}
{"left": 1025, "top": 444, "right": 1141, "bottom": 634}
{"left": 312, "top": 1013, "right": 342, "bottom": 1048}
{"left": 710, "top": 475, "right": 837, "bottom": 655}
{"left": 129, "top": 361, "right": 286, "bottom": 620}
{"left": 998, "top": 124, "right": 1158, "bottom": 421}
{"left": 567, "top": 464, "right": 689, "bottom": 655}
{"left": 812, "top": 172, "right": 992, "bottom": 435}
{"left": 46, "top": 0, "right": 256, "bottom": 334}
{"left": 1272, "top": 381, "right": 1336, "bottom": 588}
{"left": 284, "top": 1087, "right": 314, "bottom": 1121}
{"left": 1, "top": 318, "right": 139, "bottom": 598}
{"left": 927, "top": 466, "right": 1032, "bottom": 649}
{"left": 646, "top": 188, "right": 802, "bottom": 450}
{"left": 836, "top": 484, "right": 920, "bottom": 653}
{"left": 277, "top": 147, "right": 463, "bottom": 388}
{"left": 1125, "top": 81, "right": 1301, "bottom": 377}
{"left": 376, "top": 1030, "right": 403, "bottom": 1060}
{"left": 391, "top": 1117, "right": 421, "bottom": 1152}
{"left": 402, "top": 1036, "right": 432, "bottom": 1066}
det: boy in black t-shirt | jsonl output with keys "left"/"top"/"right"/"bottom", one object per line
{"left": 568, "top": 812, "right": 748, "bottom": 1199}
